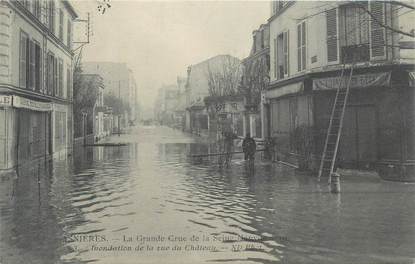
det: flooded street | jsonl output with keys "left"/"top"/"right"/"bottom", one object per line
{"left": 1, "top": 126, "right": 415, "bottom": 264}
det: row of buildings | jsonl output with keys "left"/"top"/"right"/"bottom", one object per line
{"left": 80, "top": 61, "right": 139, "bottom": 139}
{"left": 0, "top": 0, "right": 139, "bottom": 172}
{"left": 0, "top": 0, "right": 78, "bottom": 170}
{"left": 157, "top": 1, "right": 415, "bottom": 181}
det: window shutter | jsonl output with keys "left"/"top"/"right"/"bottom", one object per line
{"left": 301, "top": 21, "right": 306, "bottom": 70}
{"left": 283, "top": 30, "right": 289, "bottom": 76}
{"left": 54, "top": 57, "right": 58, "bottom": 96}
{"left": 369, "top": 1, "right": 386, "bottom": 59}
{"left": 34, "top": 44, "right": 41, "bottom": 91}
{"left": 297, "top": 24, "right": 301, "bottom": 72}
{"left": 326, "top": 8, "right": 338, "bottom": 63}
{"left": 29, "top": 40, "right": 35, "bottom": 90}
{"left": 273, "top": 38, "right": 277, "bottom": 78}
{"left": 19, "top": 33, "right": 27, "bottom": 88}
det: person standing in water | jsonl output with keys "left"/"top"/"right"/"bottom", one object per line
{"left": 242, "top": 133, "right": 256, "bottom": 162}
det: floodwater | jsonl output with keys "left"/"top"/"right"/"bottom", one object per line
{"left": 1, "top": 126, "right": 414, "bottom": 264}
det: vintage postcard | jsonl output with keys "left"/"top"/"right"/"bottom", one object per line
{"left": 0, "top": 0, "right": 414, "bottom": 263}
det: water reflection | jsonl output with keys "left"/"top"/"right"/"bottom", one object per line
{"left": 1, "top": 126, "right": 415, "bottom": 264}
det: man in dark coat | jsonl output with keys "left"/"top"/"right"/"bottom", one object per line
{"left": 242, "top": 133, "right": 256, "bottom": 161}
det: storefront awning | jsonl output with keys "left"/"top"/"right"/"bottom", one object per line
{"left": 313, "top": 72, "right": 391, "bottom": 90}
{"left": 266, "top": 81, "right": 304, "bottom": 99}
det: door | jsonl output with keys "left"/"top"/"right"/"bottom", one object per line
{"left": 339, "top": 105, "right": 376, "bottom": 168}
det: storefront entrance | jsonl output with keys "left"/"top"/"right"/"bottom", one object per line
{"left": 339, "top": 105, "right": 377, "bottom": 169}
{"left": 17, "top": 109, "right": 51, "bottom": 165}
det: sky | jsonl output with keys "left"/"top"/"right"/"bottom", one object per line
{"left": 72, "top": 0, "right": 270, "bottom": 108}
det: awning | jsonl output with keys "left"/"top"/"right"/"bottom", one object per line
{"left": 266, "top": 81, "right": 304, "bottom": 99}
{"left": 313, "top": 72, "right": 391, "bottom": 90}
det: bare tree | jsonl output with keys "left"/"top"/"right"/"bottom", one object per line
{"left": 240, "top": 56, "right": 269, "bottom": 106}
{"left": 206, "top": 56, "right": 242, "bottom": 98}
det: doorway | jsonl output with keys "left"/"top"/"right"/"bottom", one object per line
{"left": 339, "top": 105, "right": 377, "bottom": 169}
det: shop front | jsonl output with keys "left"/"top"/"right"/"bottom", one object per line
{"left": 312, "top": 69, "right": 414, "bottom": 181}
{"left": 0, "top": 95, "right": 52, "bottom": 171}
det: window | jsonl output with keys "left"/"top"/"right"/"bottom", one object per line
{"left": 273, "top": 38, "right": 277, "bottom": 78}
{"left": 46, "top": 52, "right": 55, "bottom": 95}
{"left": 34, "top": 42, "right": 42, "bottom": 92}
{"left": 48, "top": 0, "right": 55, "bottom": 33}
{"left": 326, "top": 8, "right": 339, "bottom": 63}
{"left": 59, "top": 9, "right": 64, "bottom": 41}
{"left": 66, "top": 65, "right": 72, "bottom": 99}
{"left": 33, "top": 0, "right": 41, "bottom": 19}
{"left": 276, "top": 30, "right": 289, "bottom": 79}
{"left": 369, "top": 1, "right": 386, "bottom": 59}
{"left": 58, "top": 59, "right": 64, "bottom": 97}
{"left": 297, "top": 21, "right": 306, "bottom": 72}
{"left": 54, "top": 57, "right": 58, "bottom": 96}
{"left": 28, "top": 40, "right": 35, "bottom": 90}
{"left": 67, "top": 20, "right": 72, "bottom": 48}
{"left": 341, "top": 3, "right": 370, "bottom": 63}
{"left": 19, "top": 31, "right": 29, "bottom": 88}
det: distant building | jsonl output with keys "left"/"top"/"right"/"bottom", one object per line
{"left": 154, "top": 84, "right": 180, "bottom": 127}
{"left": 184, "top": 55, "right": 241, "bottom": 135}
{"left": 266, "top": 1, "right": 415, "bottom": 180}
{"left": 82, "top": 62, "right": 138, "bottom": 125}
{"left": 0, "top": 0, "right": 77, "bottom": 170}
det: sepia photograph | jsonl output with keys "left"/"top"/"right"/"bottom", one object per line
{"left": 0, "top": 0, "right": 414, "bottom": 263}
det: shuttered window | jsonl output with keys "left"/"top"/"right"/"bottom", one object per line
{"left": 48, "top": 0, "right": 55, "bottom": 33}
{"left": 19, "top": 31, "right": 29, "bottom": 88}
{"left": 46, "top": 52, "right": 55, "bottom": 95}
{"left": 54, "top": 57, "right": 58, "bottom": 96}
{"left": 67, "top": 66, "right": 72, "bottom": 99}
{"left": 34, "top": 43, "right": 42, "bottom": 92}
{"left": 326, "top": 8, "right": 338, "bottom": 63}
{"left": 29, "top": 40, "right": 35, "bottom": 90}
{"left": 283, "top": 30, "right": 289, "bottom": 76}
{"left": 369, "top": 1, "right": 386, "bottom": 59}
{"left": 273, "top": 38, "right": 277, "bottom": 78}
{"left": 58, "top": 59, "right": 64, "bottom": 97}
{"left": 59, "top": 10, "right": 64, "bottom": 41}
{"left": 297, "top": 21, "right": 306, "bottom": 72}
{"left": 67, "top": 20, "right": 72, "bottom": 48}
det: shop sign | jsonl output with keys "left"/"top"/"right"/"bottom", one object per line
{"left": 13, "top": 96, "right": 52, "bottom": 111}
{"left": 266, "top": 82, "right": 304, "bottom": 99}
{"left": 313, "top": 72, "right": 391, "bottom": 90}
{"left": 0, "top": 95, "right": 12, "bottom": 106}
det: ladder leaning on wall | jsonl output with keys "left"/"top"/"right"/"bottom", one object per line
{"left": 317, "top": 62, "right": 355, "bottom": 183}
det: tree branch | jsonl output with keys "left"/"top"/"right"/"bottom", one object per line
{"left": 354, "top": 2, "right": 415, "bottom": 38}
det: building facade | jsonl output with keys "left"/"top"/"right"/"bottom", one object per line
{"left": 0, "top": 0, "right": 77, "bottom": 171}
{"left": 266, "top": 1, "right": 415, "bottom": 180}
{"left": 242, "top": 23, "right": 270, "bottom": 139}
{"left": 184, "top": 55, "right": 241, "bottom": 136}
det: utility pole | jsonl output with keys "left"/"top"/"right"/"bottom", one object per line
{"left": 118, "top": 80, "right": 121, "bottom": 137}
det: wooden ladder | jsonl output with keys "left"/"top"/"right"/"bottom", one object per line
{"left": 318, "top": 63, "right": 354, "bottom": 183}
